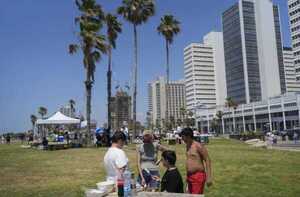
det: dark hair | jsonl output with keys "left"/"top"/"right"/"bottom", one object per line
{"left": 180, "top": 127, "right": 194, "bottom": 138}
{"left": 162, "top": 150, "right": 177, "bottom": 166}
{"left": 111, "top": 131, "right": 126, "bottom": 143}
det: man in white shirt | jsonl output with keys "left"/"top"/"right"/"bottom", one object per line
{"left": 104, "top": 131, "right": 128, "bottom": 182}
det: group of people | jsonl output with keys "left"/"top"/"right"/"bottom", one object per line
{"left": 103, "top": 127, "right": 212, "bottom": 195}
{"left": 1, "top": 134, "right": 11, "bottom": 144}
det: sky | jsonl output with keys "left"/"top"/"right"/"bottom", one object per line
{"left": 0, "top": 0, "right": 291, "bottom": 133}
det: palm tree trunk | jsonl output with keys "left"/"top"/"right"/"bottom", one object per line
{"left": 166, "top": 39, "right": 170, "bottom": 87}
{"left": 232, "top": 109, "right": 236, "bottom": 133}
{"left": 32, "top": 123, "right": 35, "bottom": 137}
{"left": 133, "top": 24, "right": 138, "bottom": 139}
{"left": 107, "top": 46, "right": 112, "bottom": 137}
{"left": 165, "top": 39, "right": 169, "bottom": 131}
{"left": 86, "top": 73, "right": 92, "bottom": 146}
{"left": 218, "top": 119, "right": 222, "bottom": 135}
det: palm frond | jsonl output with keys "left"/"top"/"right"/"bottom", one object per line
{"left": 105, "top": 13, "right": 122, "bottom": 49}
{"left": 91, "top": 51, "right": 101, "bottom": 62}
{"left": 157, "top": 14, "right": 181, "bottom": 44}
{"left": 95, "top": 35, "right": 107, "bottom": 54}
{"left": 69, "top": 44, "right": 79, "bottom": 54}
{"left": 30, "top": 115, "right": 37, "bottom": 122}
{"left": 118, "top": 0, "right": 155, "bottom": 25}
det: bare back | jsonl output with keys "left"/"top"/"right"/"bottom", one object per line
{"left": 186, "top": 141, "right": 205, "bottom": 173}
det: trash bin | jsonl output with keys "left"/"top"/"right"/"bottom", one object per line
{"left": 194, "top": 136, "right": 201, "bottom": 143}
{"left": 200, "top": 136, "right": 205, "bottom": 143}
{"left": 204, "top": 136, "right": 209, "bottom": 144}
{"left": 199, "top": 135, "right": 209, "bottom": 144}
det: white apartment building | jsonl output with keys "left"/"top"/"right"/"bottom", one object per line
{"left": 147, "top": 83, "right": 153, "bottom": 124}
{"left": 196, "top": 92, "right": 300, "bottom": 134}
{"left": 204, "top": 32, "right": 227, "bottom": 107}
{"left": 288, "top": 0, "right": 300, "bottom": 81}
{"left": 283, "top": 47, "right": 300, "bottom": 92}
{"left": 184, "top": 32, "right": 227, "bottom": 110}
{"left": 148, "top": 77, "right": 185, "bottom": 127}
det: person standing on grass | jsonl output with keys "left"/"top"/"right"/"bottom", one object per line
{"left": 294, "top": 132, "right": 298, "bottom": 144}
{"left": 137, "top": 130, "right": 167, "bottom": 191}
{"left": 180, "top": 127, "right": 213, "bottom": 194}
{"left": 104, "top": 131, "right": 128, "bottom": 182}
{"left": 160, "top": 150, "right": 183, "bottom": 193}
{"left": 6, "top": 134, "right": 11, "bottom": 144}
{"left": 1, "top": 135, "right": 5, "bottom": 144}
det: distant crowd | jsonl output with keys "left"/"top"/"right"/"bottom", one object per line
{"left": 0, "top": 133, "right": 34, "bottom": 144}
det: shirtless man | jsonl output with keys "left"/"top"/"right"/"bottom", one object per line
{"left": 180, "top": 128, "right": 212, "bottom": 194}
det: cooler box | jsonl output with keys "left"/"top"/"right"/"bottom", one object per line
{"left": 58, "top": 136, "right": 64, "bottom": 142}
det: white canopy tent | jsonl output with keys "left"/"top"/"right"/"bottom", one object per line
{"left": 35, "top": 111, "right": 80, "bottom": 138}
{"left": 36, "top": 111, "right": 80, "bottom": 125}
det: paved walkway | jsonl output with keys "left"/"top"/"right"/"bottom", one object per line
{"left": 268, "top": 140, "right": 300, "bottom": 151}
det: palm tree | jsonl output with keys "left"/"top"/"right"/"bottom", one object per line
{"left": 69, "top": 99, "right": 76, "bottom": 117}
{"left": 157, "top": 15, "right": 180, "bottom": 126}
{"left": 118, "top": 0, "right": 155, "bottom": 138}
{"left": 69, "top": 0, "right": 107, "bottom": 145}
{"left": 105, "top": 13, "right": 122, "bottom": 134}
{"left": 176, "top": 119, "right": 182, "bottom": 127}
{"left": 180, "top": 107, "right": 186, "bottom": 117}
{"left": 180, "top": 107, "right": 187, "bottom": 126}
{"left": 155, "top": 118, "right": 161, "bottom": 132}
{"left": 210, "top": 118, "right": 218, "bottom": 133}
{"left": 216, "top": 110, "right": 223, "bottom": 135}
{"left": 38, "top": 107, "right": 47, "bottom": 119}
{"left": 169, "top": 116, "right": 175, "bottom": 130}
{"left": 187, "top": 110, "right": 194, "bottom": 127}
{"left": 30, "top": 114, "right": 37, "bottom": 133}
{"left": 226, "top": 97, "right": 238, "bottom": 133}
{"left": 187, "top": 110, "right": 194, "bottom": 118}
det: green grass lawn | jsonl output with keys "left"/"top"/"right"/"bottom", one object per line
{"left": 0, "top": 139, "right": 299, "bottom": 197}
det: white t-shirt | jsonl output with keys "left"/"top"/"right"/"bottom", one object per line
{"left": 104, "top": 147, "right": 128, "bottom": 182}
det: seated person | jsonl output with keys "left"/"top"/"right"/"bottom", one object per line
{"left": 104, "top": 131, "right": 128, "bottom": 182}
{"left": 42, "top": 137, "right": 48, "bottom": 150}
{"left": 160, "top": 150, "right": 183, "bottom": 193}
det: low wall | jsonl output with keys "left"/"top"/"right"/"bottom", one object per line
{"left": 229, "top": 134, "right": 264, "bottom": 141}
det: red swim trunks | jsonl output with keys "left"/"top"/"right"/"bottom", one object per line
{"left": 187, "top": 171, "right": 206, "bottom": 194}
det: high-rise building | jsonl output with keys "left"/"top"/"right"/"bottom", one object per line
{"left": 148, "top": 77, "right": 185, "bottom": 127}
{"left": 283, "top": 47, "right": 300, "bottom": 92}
{"left": 146, "top": 83, "right": 153, "bottom": 128}
{"left": 288, "top": 0, "right": 300, "bottom": 81}
{"left": 273, "top": 5, "right": 286, "bottom": 94}
{"left": 184, "top": 32, "right": 227, "bottom": 110}
{"left": 222, "top": 0, "right": 284, "bottom": 104}
{"left": 110, "top": 90, "right": 131, "bottom": 130}
{"left": 204, "top": 32, "right": 227, "bottom": 106}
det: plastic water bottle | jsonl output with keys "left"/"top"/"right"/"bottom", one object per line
{"left": 131, "top": 173, "right": 137, "bottom": 196}
{"left": 123, "top": 169, "right": 131, "bottom": 197}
